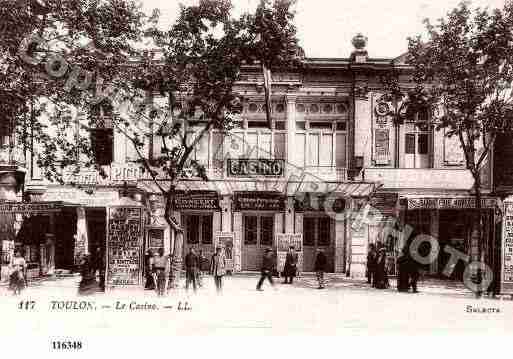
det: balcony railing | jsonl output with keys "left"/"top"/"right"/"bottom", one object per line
{"left": 0, "top": 145, "right": 26, "bottom": 167}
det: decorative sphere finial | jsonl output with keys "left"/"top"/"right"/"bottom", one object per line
{"left": 352, "top": 33, "right": 368, "bottom": 50}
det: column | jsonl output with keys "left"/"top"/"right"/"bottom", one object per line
{"left": 334, "top": 218, "right": 346, "bottom": 273}
{"left": 285, "top": 94, "right": 297, "bottom": 171}
{"left": 233, "top": 211, "right": 242, "bottom": 272}
{"left": 75, "top": 207, "right": 88, "bottom": 262}
{"left": 274, "top": 212, "right": 284, "bottom": 246}
{"left": 220, "top": 195, "right": 232, "bottom": 232}
{"left": 353, "top": 81, "right": 372, "bottom": 168}
{"left": 349, "top": 199, "right": 369, "bottom": 278}
{"left": 295, "top": 212, "right": 304, "bottom": 272}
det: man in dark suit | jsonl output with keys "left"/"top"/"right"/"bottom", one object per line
{"left": 185, "top": 247, "right": 198, "bottom": 292}
{"left": 257, "top": 248, "right": 275, "bottom": 291}
{"left": 315, "top": 249, "right": 327, "bottom": 289}
{"left": 282, "top": 246, "right": 298, "bottom": 284}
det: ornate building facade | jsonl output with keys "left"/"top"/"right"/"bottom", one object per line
{"left": 0, "top": 34, "right": 499, "bottom": 286}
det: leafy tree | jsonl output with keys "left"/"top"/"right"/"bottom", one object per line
{"left": 0, "top": 0, "right": 153, "bottom": 180}
{"left": 126, "top": 0, "right": 304, "bottom": 283}
{"left": 1, "top": 0, "right": 303, "bottom": 285}
{"left": 407, "top": 1, "right": 513, "bottom": 291}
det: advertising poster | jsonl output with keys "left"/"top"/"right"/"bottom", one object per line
{"left": 276, "top": 233, "right": 303, "bottom": 274}
{"left": 502, "top": 201, "right": 513, "bottom": 293}
{"left": 215, "top": 232, "right": 235, "bottom": 271}
{"left": 106, "top": 206, "right": 144, "bottom": 287}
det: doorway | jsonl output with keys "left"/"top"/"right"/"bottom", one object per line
{"left": 302, "top": 215, "right": 334, "bottom": 272}
{"left": 242, "top": 214, "right": 274, "bottom": 271}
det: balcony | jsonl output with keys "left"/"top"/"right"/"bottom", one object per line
{"left": 0, "top": 145, "right": 26, "bottom": 168}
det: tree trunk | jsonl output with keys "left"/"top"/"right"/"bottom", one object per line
{"left": 163, "top": 186, "right": 182, "bottom": 288}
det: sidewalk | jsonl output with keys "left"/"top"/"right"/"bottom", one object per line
{"left": 4, "top": 271, "right": 508, "bottom": 300}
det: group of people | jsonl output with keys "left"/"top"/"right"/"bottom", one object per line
{"left": 366, "top": 242, "right": 420, "bottom": 293}
{"left": 144, "top": 246, "right": 228, "bottom": 295}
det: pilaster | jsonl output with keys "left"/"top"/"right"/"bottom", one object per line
{"left": 233, "top": 211, "right": 242, "bottom": 272}
{"left": 285, "top": 93, "right": 298, "bottom": 170}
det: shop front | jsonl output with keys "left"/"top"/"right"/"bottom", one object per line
{"left": 403, "top": 195, "right": 497, "bottom": 280}
{"left": 0, "top": 202, "right": 65, "bottom": 280}
{"left": 294, "top": 194, "right": 345, "bottom": 273}
{"left": 233, "top": 191, "right": 285, "bottom": 271}
{"left": 179, "top": 191, "right": 221, "bottom": 264}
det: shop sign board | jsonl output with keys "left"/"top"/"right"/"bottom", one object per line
{"left": 0, "top": 203, "right": 61, "bottom": 214}
{"left": 276, "top": 233, "right": 303, "bottom": 273}
{"left": 62, "top": 163, "right": 169, "bottom": 186}
{"left": 227, "top": 159, "right": 285, "bottom": 177}
{"left": 106, "top": 206, "right": 144, "bottom": 288}
{"left": 41, "top": 188, "right": 119, "bottom": 207}
{"left": 214, "top": 232, "right": 235, "bottom": 271}
{"left": 407, "top": 197, "right": 496, "bottom": 210}
{"left": 174, "top": 191, "right": 220, "bottom": 210}
{"left": 234, "top": 192, "right": 285, "bottom": 211}
{"left": 501, "top": 201, "right": 513, "bottom": 294}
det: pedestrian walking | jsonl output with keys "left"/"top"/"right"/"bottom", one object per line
{"left": 257, "top": 248, "right": 275, "bottom": 291}
{"left": 408, "top": 245, "right": 420, "bottom": 293}
{"left": 397, "top": 248, "right": 409, "bottom": 292}
{"left": 197, "top": 250, "right": 209, "bottom": 288}
{"left": 375, "top": 247, "right": 388, "bottom": 289}
{"left": 185, "top": 247, "right": 198, "bottom": 292}
{"left": 78, "top": 253, "right": 98, "bottom": 295}
{"left": 93, "top": 247, "right": 105, "bottom": 291}
{"left": 366, "top": 243, "right": 377, "bottom": 287}
{"left": 9, "top": 250, "right": 26, "bottom": 295}
{"left": 314, "top": 248, "right": 327, "bottom": 289}
{"left": 153, "top": 248, "right": 169, "bottom": 296}
{"left": 282, "top": 246, "right": 298, "bottom": 284}
{"left": 144, "top": 249, "right": 155, "bottom": 290}
{"left": 210, "top": 247, "right": 226, "bottom": 293}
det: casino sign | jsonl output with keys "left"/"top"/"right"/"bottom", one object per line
{"left": 227, "top": 159, "right": 284, "bottom": 177}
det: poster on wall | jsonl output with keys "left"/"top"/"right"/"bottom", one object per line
{"left": 215, "top": 232, "right": 235, "bottom": 271}
{"left": 147, "top": 227, "right": 165, "bottom": 253}
{"left": 501, "top": 201, "right": 513, "bottom": 294}
{"left": 106, "top": 206, "right": 144, "bottom": 288}
{"left": 276, "top": 233, "right": 303, "bottom": 274}
{"left": 374, "top": 129, "right": 390, "bottom": 165}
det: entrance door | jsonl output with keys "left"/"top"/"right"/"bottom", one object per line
{"left": 183, "top": 213, "right": 214, "bottom": 260}
{"left": 242, "top": 214, "right": 274, "bottom": 271}
{"left": 302, "top": 216, "right": 333, "bottom": 272}
{"left": 438, "top": 211, "right": 469, "bottom": 280}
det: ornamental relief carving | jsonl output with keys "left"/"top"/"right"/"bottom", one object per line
{"left": 244, "top": 102, "right": 286, "bottom": 114}
{"left": 295, "top": 102, "right": 348, "bottom": 115}
{"left": 353, "top": 84, "right": 369, "bottom": 99}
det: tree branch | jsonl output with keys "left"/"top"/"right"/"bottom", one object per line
{"left": 113, "top": 119, "right": 167, "bottom": 195}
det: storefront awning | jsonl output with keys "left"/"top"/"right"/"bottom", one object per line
{"left": 137, "top": 179, "right": 378, "bottom": 198}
